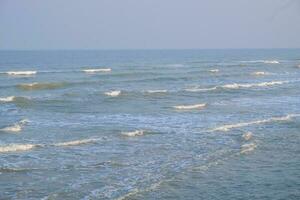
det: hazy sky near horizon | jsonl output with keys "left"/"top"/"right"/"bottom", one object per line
{"left": 0, "top": 0, "right": 299, "bottom": 50}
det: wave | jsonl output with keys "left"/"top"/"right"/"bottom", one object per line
{"left": 0, "top": 144, "right": 37, "bottom": 153}
{"left": 174, "top": 103, "right": 206, "bottom": 110}
{"left": 0, "top": 96, "right": 30, "bottom": 103}
{"left": 221, "top": 81, "right": 286, "bottom": 89}
{"left": 242, "top": 132, "right": 253, "bottom": 141}
{"left": 0, "top": 96, "right": 16, "bottom": 102}
{"left": 185, "top": 87, "right": 217, "bottom": 92}
{"left": 17, "top": 82, "right": 66, "bottom": 90}
{"left": 121, "top": 130, "right": 145, "bottom": 137}
{"left": 0, "top": 119, "right": 29, "bottom": 133}
{"left": 82, "top": 68, "right": 111, "bottom": 73}
{"left": 241, "top": 143, "right": 257, "bottom": 154}
{"left": 104, "top": 90, "right": 121, "bottom": 97}
{"left": 6, "top": 71, "right": 37, "bottom": 76}
{"left": 252, "top": 71, "right": 268, "bottom": 76}
{"left": 146, "top": 90, "right": 168, "bottom": 94}
{"left": 210, "top": 114, "right": 300, "bottom": 132}
{"left": 209, "top": 69, "right": 219, "bottom": 73}
{"left": 185, "top": 80, "right": 287, "bottom": 93}
{"left": 240, "top": 60, "right": 280, "bottom": 64}
{"left": 53, "top": 138, "right": 100, "bottom": 147}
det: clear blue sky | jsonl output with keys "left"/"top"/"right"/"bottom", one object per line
{"left": 0, "top": 0, "right": 299, "bottom": 50}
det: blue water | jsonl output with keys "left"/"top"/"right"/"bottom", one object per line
{"left": 0, "top": 49, "right": 299, "bottom": 200}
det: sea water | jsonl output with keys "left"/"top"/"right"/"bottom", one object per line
{"left": 0, "top": 49, "right": 299, "bottom": 199}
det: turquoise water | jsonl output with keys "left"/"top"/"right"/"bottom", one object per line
{"left": 0, "top": 49, "right": 299, "bottom": 200}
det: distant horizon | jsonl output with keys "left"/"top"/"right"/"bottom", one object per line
{"left": 1, "top": 47, "right": 300, "bottom": 51}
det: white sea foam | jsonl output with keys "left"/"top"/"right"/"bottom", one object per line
{"left": 0, "top": 144, "right": 36, "bottom": 153}
{"left": 121, "top": 130, "right": 145, "bottom": 137}
{"left": 210, "top": 114, "right": 299, "bottom": 132}
{"left": 241, "top": 143, "right": 257, "bottom": 154}
{"left": 54, "top": 138, "right": 99, "bottom": 147}
{"left": 242, "top": 132, "right": 253, "bottom": 141}
{"left": 185, "top": 87, "right": 217, "bottom": 92}
{"left": 83, "top": 68, "right": 111, "bottom": 73}
{"left": 6, "top": 71, "right": 37, "bottom": 76}
{"left": 174, "top": 103, "right": 206, "bottom": 110}
{"left": 209, "top": 69, "right": 219, "bottom": 73}
{"left": 264, "top": 60, "right": 279, "bottom": 64}
{"left": 0, "top": 96, "right": 16, "bottom": 102}
{"left": 221, "top": 81, "right": 286, "bottom": 89}
{"left": 252, "top": 71, "right": 268, "bottom": 76}
{"left": 240, "top": 60, "right": 280, "bottom": 64}
{"left": 0, "top": 119, "right": 29, "bottom": 133}
{"left": 104, "top": 90, "right": 121, "bottom": 97}
{"left": 146, "top": 90, "right": 168, "bottom": 93}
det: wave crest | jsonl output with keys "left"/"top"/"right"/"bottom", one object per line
{"left": 6, "top": 71, "right": 37, "bottom": 76}
{"left": 0, "top": 144, "right": 37, "bottom": 153}
{"left": 104, "top": 90, "right": 121, "bottom": 97}
{"left": 210, "top": 114, "right": 299, "bottom": 132}
{"left": 121, "top": 130, "right": 145, "bottom": 137}
{"left": 174, "top": 103, "right": 206, "bottom": 110}
{"left": 54, "top": 138, "right": 100, "bottom": 147}
{"left": 83, "top": 68, "right": 111, "bottom": 73}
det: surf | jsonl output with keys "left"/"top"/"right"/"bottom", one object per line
{"left": 0, "top": 144, "right": 37, "bottom": 153}
{"left": 6, "top": 71, "right": 37, "bottom": 76}
{"left": 104, "top": 90, "right": 121, "bottom": 97}
{"left": 174, "top": 103, "right": 206, "bottom": 110}
{"left": 82, "top": 68, "right": 111, "bottom": 73}
{"left": 210, "top": 114, "right": 299, "bottom": 132}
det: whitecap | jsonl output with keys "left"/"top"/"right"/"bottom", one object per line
{"left": 241, "top": 143, "right": 257, "bottom": 154}
{"left": 174, "top": 103, "right": 206, "bottom": 110}
{"left": 83, "top": 68, "right": 111, "bottom": 73}
{"left": 210, "top": 114, "right": 299, "bottom": 132}
{"left": 6, "top": 71, "right": 37, "bottom": 76}
{"left": 146, "top": 90, "right": 168, "bottom": 93}
{"left": 252, "top": 71, "right": 268, "bottom": 76}
{"left": 0, "top": 144, "right": 36, "bottom": 153}
{"left": 264, "top": 60, "right": 279, "bottom": 64}
{"left": 209, "top": 69, "right": 219, "bottom": 73}
{"left": 185, "top": 87, "right": 217, "bottom": 92}
{"left": 54, "top": 138, "right": 100, "bottom": 147}
{"left": 0, "top": 96, "right": 16, "bottom": 102}
{"left": 104, "top": 90, "right": 121, "bottom": 97}
{"left": 242, "top": 132, "right": 253, "bottom": 141}
{"left": 121, "top": 130, "right": 145, "bottom": 137}
{"left": 221, "top": 81, "right": 286, "bottom": 89}
{"left": 0, "top": 119, "right": 29, "bottom": 133}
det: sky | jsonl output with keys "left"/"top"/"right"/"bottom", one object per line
{"left": 0, "top": 0, "right": 299, "bottom": 50}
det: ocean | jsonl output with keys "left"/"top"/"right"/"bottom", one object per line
{"left": 0, "top": 49, "right": 299, "bottom": 200}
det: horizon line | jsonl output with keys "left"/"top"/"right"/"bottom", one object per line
{"left": 0, "top": 47, "right": 300, "bottom": 51}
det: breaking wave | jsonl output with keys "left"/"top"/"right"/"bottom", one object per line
{"left": 82, "top": 68, "right": 111, "bottom": 73}
{"left": 240, "top": 60, "right": 280, "bottom": 64}
{"left": 121, "top": 130, "right": 145, "bottom": 137}
{"left": 210, "top": 114, "right": 300, "bottom": 132}
{"left": 221, "top": 81, "right": 286, "bottom": 89}
{"left": 0, "top": 144, "right": 37, "bottom": 153}
{"left": 53, "top": 138, "right": 100, "bottom": 147}
{"left": 146, "top": 90, "right": 168, "bottom": 94}
{"left": 241, "top": 143, "right": 257, "bottom": 154}
{"left": 209, "top": 69, "right": 219, "bottom": 73}
{"left": 6, "top": 71, "right": 37, "bottom": 76}
{"left": 185, "top": 87, "right": 217, "bottom": 92}
{"left": 0, "top": 119, "right": 29, "bottom": 133}
{"left": 104, "top": 90, "right": 121, "bottom": 97}
{"left": 0, "top": 96, "right": 16, "bottom": 102}
{"left": 174, "top": 103, "right": 206, "bottom": 110}
{"left": 252, "top": 71, "right": 269, "bottom": 76}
